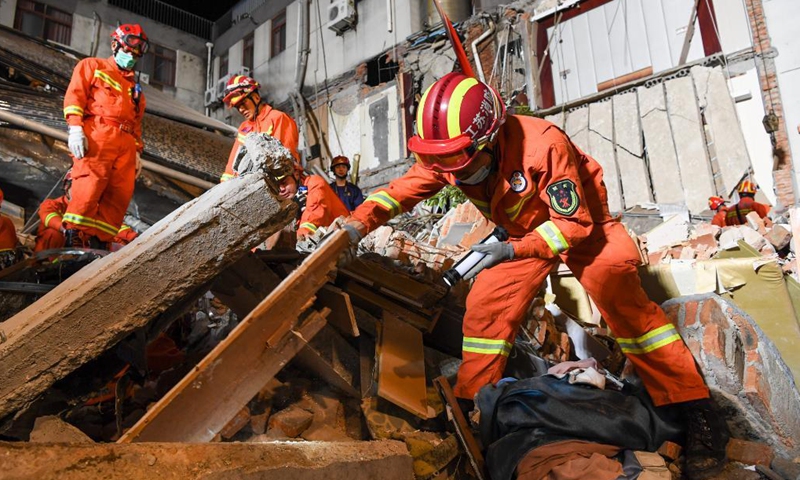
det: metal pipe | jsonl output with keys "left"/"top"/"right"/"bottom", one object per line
{"left": 387, "top": 0, "right": 394, "bottom": 33}
{"left": 205, "top": 41, "right": 214, "bottom": 117}
{"left": 292, "top": 0, "right": 311, "bottom": 164}
{"left": 0, "top": 109, "right": 216, "bottom": 190}
{"left": 90, "top": 12, "right": 102, "bottom": 57}
{"left": 471, "top": 16, "right": 496, "bottom": 83}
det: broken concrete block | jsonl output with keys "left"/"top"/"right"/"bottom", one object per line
{"left": 765, "top": 224, "right": 792, "bottom": 251}
{"left": 692, "top": 222, "right": 720, "bottom": 239}
{"left": 719, "top": 227, "right": 745, "bottom": 250}
{"left": 29, "top": 416, "right": 93, "bottom": 444}
{"left": 740, "top": 225, "right": 767, "bottom": 251}
{"left": 0, "top": 440, "right": 414, "bottom": 480}
{"left": 746, "top": 211, "right": 767, "bottom": 235}
{"left": 643, "top": 215, "right": 689, "bottom": 252}
{"left": 726, "top": 438, "right": 775, "bottom": 467}
{"left": 0, "top": 175, "right": 296, "bottom": 421}
{"left": 268, "top": 405, "right": 314, "bottom": 438}
{"left": 687, "top": 233, "right": 719, "bottom": 258}
{"left": 662, "top": 294, "right": 800, "bottom": 458}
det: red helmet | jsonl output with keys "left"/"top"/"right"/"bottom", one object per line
{"left": 738, "top": 180, "right": 757, "bottom": 195}
{"left": 330, "top": 156, "right": 350, "bottom": 170}
{"left": 407, "top": 72, "right": 506, "bottom": 172}
{"left": 708, "top": 196, "right": 726, "bottom": 211}
{"left": 224, "top": 75, "right": 260, "bottom": 108}
{"left": 111, "top": 24, "right": 149, "bottom": 56}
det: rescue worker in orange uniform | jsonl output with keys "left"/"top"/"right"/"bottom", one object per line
{"left": 262, "top": 141, "right": 348, "bottom": 240}
{"left": 35, "top": 171, "right": 138, "bottom": 252}
{"left": 708, "top": 196, "right": 728, "bottom": 228}
{"left": 62, "top": 24, "right": 148, "bottom": 249}
{"left": 0, "top": 187, "right": 21, "bottom": 270}
{"left": 220, "top": 75, "right": 300, "bottom": 182}
{"left": 725, "top": 180, "right": 771, "bottom": 226}
{"left": 342, "top": 73, "right": 729, "bottom": 480}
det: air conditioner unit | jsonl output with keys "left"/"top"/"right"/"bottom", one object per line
{"left": 204, "top": 87, "right": 217, "bottom": 107}
{"left": 327, "top": 0, "right": 356, "bottom": 35}
{"left": 232, "top": 66, "right": 251, "bottom": 78}
{"left": 139, "top": 73, "right": 150, "bottom": 85}
{"left": 216, "top": 73, "right": 232, "bottom": 99}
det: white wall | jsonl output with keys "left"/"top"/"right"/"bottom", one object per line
{"left": 729, "top": 67, "right": 777, "bottom": 204}
{"left": 763, "top": 0, "right": 800, "bottom": 200}
{"left": 0, "top": 0, "right": 18, "bottom": 28}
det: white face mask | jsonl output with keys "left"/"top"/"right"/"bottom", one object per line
{"left": 458, "top": 164, "right": 492, "bottom": 185}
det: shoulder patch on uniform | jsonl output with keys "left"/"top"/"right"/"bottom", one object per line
{"left": 241, "top": 125, "right": 253, "bottom": 134}
{"left": 546, "top": 179, "right": 580, "bottom": 216}
{"left": 509, "top": 170, "right": 527, "bottom": 192}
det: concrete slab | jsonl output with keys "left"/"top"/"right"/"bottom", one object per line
{"left": 544, "top": 111, "right": 564, "bottom": 129}
{"left": 0, "top": 440, "right": 414, "bottom": 480}
{"left": 0, "top": 175, "right": 296, "bottom": 421}
{"left": 692, "top": 66, "right": 752, "bottom": 196}
{"left": 564, "top": 106, "right": 590, "bottom": 154}
{"left": 664, "top": 76, "right": 715, "bottom": 213}
{"left": 588, "top": 100, "right": 623, "bottom": 213}
{"left": 613, "top": 91, "right": 652, "bottom": 208}
{"left": 637, "top": 84, "right": 685, "bottom": 205}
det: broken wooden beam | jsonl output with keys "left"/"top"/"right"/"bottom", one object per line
{"left": 433, "top": 376, "right": 487, "bottom": 480}
{"left": 294, "top": 324, "right": 361, "bottom": 397}
{"left": 118, "top": 229, "right": 350, "bottom": 442}
{"left": 0, "top": 440, "right": 414, "bottom": 480}
{"left": 211, "top": 253, "right": 282, "bottom": 318}
{"left": 0, "top": 175, "right": 296, "bottom": 421}
{"left": 316, "top": 283, "right": 359, "bottom": 336}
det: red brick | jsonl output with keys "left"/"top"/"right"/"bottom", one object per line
{"left": 220, "top": 406, "right": 250, "bottom": 440}
{"left": 699, "top": 299, "right": 725, "bottom": 328}
{"left": 726, "top": 438, "right": 775, "bottom": 467}
{"left": 684, "top": 300, "right": 699, "bottom": 327}
{"left": 657, "top": 441, "right": 682, "bottom": 461}
{"left": 702, "top": 323, "right": 725, "bottom": 360}
{"left": 268, "top": 405, "right": 314, "bottom": 438}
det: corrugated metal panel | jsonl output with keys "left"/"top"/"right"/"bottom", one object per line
{"left": 641, "top": 0, "right": 675, "bottom": 73}
{"left": 587, "top": 7, "right": 616, "bottom": 84}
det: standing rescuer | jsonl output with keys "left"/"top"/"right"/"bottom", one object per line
{"left": 342, "top": 72, "right": 729, "bottom": 480}
{"left": 62, "top": 23, "right": 148, "bottom": 249}
{"left": 220, "top": 75, "right": 300, "bottom": 182}
{"left": 725, "top": 180, "right": 771, "bottom": 226}
{"left": 329, "top": 155, "right": 364, "bottom": 212}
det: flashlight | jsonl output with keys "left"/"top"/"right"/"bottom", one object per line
{"left": 442, "top": 226, "right": 509, "bottom": 287}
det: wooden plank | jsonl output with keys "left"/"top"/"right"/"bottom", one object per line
{"left": 588, "top": 100, "right": 623, "bottom": 213}
{"left": 433, "top": 377, "right": 487, "bottom": 480}
{"left": 664, "top": 76, "right": 715, "bottom": 213}
{"left": 597, "top": 66, "right": 653, "bottom": 92}
{"left": 211, "top": 253, "right": 282, "bottom": 318}
{"left": 118, "top": 230, "right": 350, "bottom": 443}
{"left": 294, "top": 323, "right": 360, "bottom": 398}
{"left": 692, "top": 66, "right": 751, "bottom": 196}
{"left": 316, "top": 284, "right": 359, "bottom": 337}
{"left": 377, "top": 311, "right": 432, "bottom": 419}
{"left": 340, "top": 257, "right": 447, "bottom": 310}
{"left": 564, "top": 106, "right": 590, "bottom": 154}
{"left": 637, "top": 84, "right": 685, "bottom": 205}
{"left": 0, "top": 175, "right": 296, "bottom": 421}
{"left": 360, "top": 335, "right": 377, "bottom": 398}
{"left": 613, "top": 91, "right": 652, "bottom": 208}
{"left": 344, "top": 280, "right": 433, "bottom": 332}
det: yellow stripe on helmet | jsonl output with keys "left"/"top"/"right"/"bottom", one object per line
{"left": 417, "top": 84, "right": 432, "bottom": 140}
{"left": 447, "top": 77, "right": 479, "bottom": 139}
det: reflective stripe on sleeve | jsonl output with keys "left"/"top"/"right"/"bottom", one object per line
{"left": 63, "top": 105, "right": 84, "bottom": 118}
{"left": 535, "top": 220, "right": 569, "bottom": 255}
{"left": 220, "top": 173, "right": 235, "bottom": 182}
{"left": 364, "top": 191, "right": 402, "bottom": 218}
{"left": 299, "top": 222, "right": 318, "bottom": 233}
{"left": 462, "top": 336, "right": 513, "bottom": 357}
{"left": 617, "top": 324, "right": 682, "bottom": 355}
{"left": 44, "top": 213, "right": 62, "bottom": 228}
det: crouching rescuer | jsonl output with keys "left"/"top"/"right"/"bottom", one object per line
{"left": 342, "top": 72, "right": 729, "bottom": 480}
{"left": 62, "top": 24, "right": 148, "bottom": 249}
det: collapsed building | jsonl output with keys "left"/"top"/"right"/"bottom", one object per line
{"left": 2, "top": 0, "right": 800, "bottom": 479}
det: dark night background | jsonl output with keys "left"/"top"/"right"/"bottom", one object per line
{"left": 161, "top": 1, "right": 240, "bottom": 21}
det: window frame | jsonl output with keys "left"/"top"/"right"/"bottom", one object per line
{"left": 14, "top": 0, "right": 73, "bottom": 45}
{"left": 270, "top": 10, "right": 286, "bottom": 58}
{"left": 219, "top": 50, "right": 229, "bottom": 79}
{"left": 243, "top": 32, "right": 254, "bottom": 72}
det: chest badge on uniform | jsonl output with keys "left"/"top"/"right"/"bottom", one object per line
{"left": 547, "top": 179, "right": 580, "bottom": 216}
{"left": 509, "top": 171, "right": 527, "bottom": 192}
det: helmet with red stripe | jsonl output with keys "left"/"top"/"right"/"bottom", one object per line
{"left": 737, "top": 180, "right": 757, "bottom": 195}
{"left": 111, "top": 24, "right": 149, "bottom": 56}
{"left": 407, "top": 72, "right": 506, "bottom": 172}
{"left": 224, "top": 75, "right": 260, "bottom": 108}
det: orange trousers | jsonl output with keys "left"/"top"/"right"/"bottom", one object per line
{"left": 455, "top": 221, "right": 709, "bottom": 407}
{"left": 64, "top": 118, "right": 137, "bottom": 242}
{"left": 35, "top": 228, "right": 66, "bottom": 252}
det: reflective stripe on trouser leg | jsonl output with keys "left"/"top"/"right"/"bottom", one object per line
{"left": 562, "top": 221, "right": 709, "bottom": 406}
{"left": 454, "top": 256, "right": 554, "bottom": 400}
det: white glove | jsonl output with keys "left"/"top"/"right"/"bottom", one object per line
{"left": 135, "top": 152, "right": 142, "bottom": 178}
{"left": 68, "top": 125, "right": 87, "bottom": 159}
{"left": 464, "top": 242, "right": 515, "bottom": 279}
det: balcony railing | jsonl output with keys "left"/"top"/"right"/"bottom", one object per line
{"left": 109, "top": 0, "right": 213, "bottom": 40}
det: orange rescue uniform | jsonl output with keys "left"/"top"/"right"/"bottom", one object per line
{"left": 35, "top": 195, "right": 70, "bottom": 252}
{"left": 711, "top": 208, "right": 728, "bottom": 228}
{"left": 63, "top": 56, "right": 145, "bottom": 242}
{"left": 351, "top": 115, "right": 709, "bottom": 406}
{"left": 0, "top": 216, "right": 17, "bottom": 253}
{"left": 221, "top": 104, "right": 300, "bottom": 182}
{"left": 724, "top": 197, "right": 770, "bottom": 226}
{"left": 297, "top": 174, "right": 349, "bottom": 238}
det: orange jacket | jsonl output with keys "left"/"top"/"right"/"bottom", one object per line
{"left": 711, "top": 208, "right": 727, "bottom": 228}
{"left": 351, "top": 116, "right": 612, "bottom": 259}
{"left": 63, "top": 56, "right": 146, "bottom": 152}
{"left": 114, "top": 225, "right": 138, "bottom": 245}
{"left": 297, "top": 174, "right": 349, "bottom": 238}
{"left": 724, "top": 197, "right": 770, "bottom": 226}
{"left": 38, "top": 196, "right": 69, "bottom": 233}
{"left": 0, "top": 215, "right": 18, "bottom": 252}
{"left": 221, "top": 104, "right": 300, "bottom": 182}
